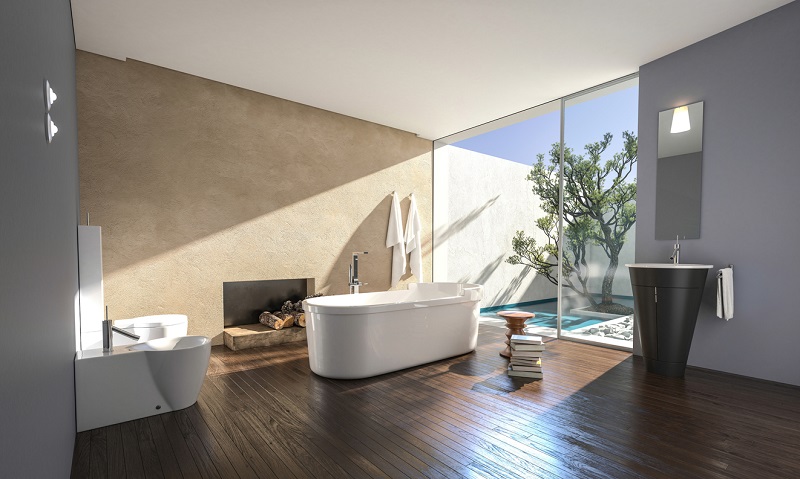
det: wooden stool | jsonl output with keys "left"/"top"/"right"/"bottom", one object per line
{"left": 497, "top": 311, "right": 536, "bottom": 358}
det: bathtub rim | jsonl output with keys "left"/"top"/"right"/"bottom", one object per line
{"left": 303, "top": 282, "right": 482, "bottom": 315}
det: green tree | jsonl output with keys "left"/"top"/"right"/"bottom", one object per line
{"left": 507, "top": 131, "right": 637, "bottom": 313}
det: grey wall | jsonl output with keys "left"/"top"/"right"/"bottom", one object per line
{"left": 0, "top": 0, "right": 79, "bottom": 476}
{"left": 637, "top": 1, "right": 800, "bottom": 386}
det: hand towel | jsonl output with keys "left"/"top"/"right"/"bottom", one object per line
{"left": 404, "top": 193, "right": 423, "bottom": 282}
{"left": 716, "top": 267, "right": 734, "bottom": 320}
{"left": 386, "top": 192, "right": 406, "bottom": 287}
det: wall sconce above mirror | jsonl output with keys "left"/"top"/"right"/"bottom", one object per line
{"left": 656, "top": 101, "right": 704, "bottom": 240}
{"left": 658, "top": 102, "right": 703, "bottom": 157}
{"left": 670, "top": 105, "right": 690, "bottom": 133}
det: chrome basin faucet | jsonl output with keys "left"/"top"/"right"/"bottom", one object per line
{"left": 102, "top": 306, "right": 141, "bottom": 352}
{"left": 669, "top": 235, "right": 681, "bottom": 265}
{"left": 349, "top": 252, "right": 368, "bottom": 294}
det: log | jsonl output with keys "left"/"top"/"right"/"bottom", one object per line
{"left": 275, "top": 312, "right": 295, "bottom": 326}
{"left": 292, "top": 312, "right": 306, "bottom": 328}
{"left": 259, "top": 311, "right": 290, "bottom": 330}
{"left": 281, "top": 301, "right": 296, "bottom": 316}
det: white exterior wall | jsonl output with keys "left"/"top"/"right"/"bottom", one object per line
{"left": 434, "top": 145, "right": 636, "bottom": 306}
{"left": 433, "top": 146, "right": 557, "bottom": 307}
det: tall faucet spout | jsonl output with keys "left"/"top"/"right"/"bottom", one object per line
{"left": 102, "top": 306, "right": 142, "bottom": 352}
{"left": 349, "top": 251, "right": 369, "bottom": 294}
{"left": 670, "top": 235, "right": 681, "bottom": 264}
{"left": 112, "top": 326, "right": 140, "bottom": 341}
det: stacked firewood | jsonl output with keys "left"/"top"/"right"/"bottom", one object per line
{"left": 259, "top": 293, "right": 323, "bottom": 330}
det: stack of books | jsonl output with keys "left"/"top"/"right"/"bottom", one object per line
{"left": 507, "top": 334, "right": 545, "bottom": 379}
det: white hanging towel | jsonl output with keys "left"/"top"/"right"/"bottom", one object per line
{"left": 716, "top": 267, "right": 734, "bottom": 320}
{"left": 404, "top": 193, "right": 423, "bottom": 282}
{"left": 386, "top": 192, "right": 406, "bottom": 287}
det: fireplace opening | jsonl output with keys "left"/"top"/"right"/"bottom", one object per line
{"left": 223, "top": 278, "right": 315, "bottom": 328}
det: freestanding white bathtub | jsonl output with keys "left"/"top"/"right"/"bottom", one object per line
{"left": 303, "top": 282, "right": 482, "bottom": 379}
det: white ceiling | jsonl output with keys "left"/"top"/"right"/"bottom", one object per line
{"left": 71, "top": 0, "right": 792, "bottom": 140}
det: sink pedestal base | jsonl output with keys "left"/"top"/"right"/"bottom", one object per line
{"left": 628, "top": 265, "right": 711, "bottom": 378}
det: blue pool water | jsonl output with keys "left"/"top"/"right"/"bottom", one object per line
{"left": 481, "top": 299, "right": 633, "bottom": 331}
{"left": 519, "top": 312, "right": 604, "bottom": 331}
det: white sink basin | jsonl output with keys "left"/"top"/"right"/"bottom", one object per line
{"left": 128, "top": 335, "right": 209, "bottom": 351}
{"left": 75, "top": 335, "right": 211, "bottom": 432}
{"left": 626, "top": 263, "right": 713, "bottom": 269}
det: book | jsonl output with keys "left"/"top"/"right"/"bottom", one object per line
{"left": 511, "top": 355, "right": 542, "bottom": 363}
{"left": 509, "top": 364, "right": 542, "bottom": 372}
{"left": 510, "top": 343, "right": 546, "bottom": 352}
{"left": 510, "top": 358, "right": 541, "bottom": 367}
{"left": 510, "top": 334, "right": 543, "bottom": 345}
{"left": 510, "top": 355, "right": 542, "bottom": 363}
{"left": 510, "top": 350, "right": 544, "bottom": 359}
{"left": 507, "top": 366, "right": 543, "bottom": 379}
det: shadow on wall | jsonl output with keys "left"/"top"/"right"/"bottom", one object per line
{"left": 459, "top": 258, "right": 557, "bottom": 307}
{"left": 459, "top": 254, "right": 506, "bottom": 287}
{"left": 76, "top": 52, "right": 431, "bottom": 275}
{"left": 432, "top": 195, "right": 500, "bottom": 248}
{"left": 323, "top": 194, "right": 420, "bottom": 294}
{"left": 489, "top": 267, "right": 530, "bottom": 305}
{"left": 490, "top": 267, "right": 556, "bottom": 306}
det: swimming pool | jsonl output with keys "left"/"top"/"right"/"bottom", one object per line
{"left": 481, "top": 298, "right": 633, "bottom": 331}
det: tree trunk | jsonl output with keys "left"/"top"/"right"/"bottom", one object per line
{"left": 563, "top": 272, "right": 598, "bottom": 307}
{"left": 602, "top": 251, "right": 618, "bottom": 305}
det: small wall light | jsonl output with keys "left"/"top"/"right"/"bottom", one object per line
{"left": 670, "top": 105, "right": 691, "bottom": 133}
{"left": 45, "top": 79, "right": 58, "bottom": 111}
{"left": 46, "top": 113, "right": 58, "bottom": 143}
{"left": 44, "top": 79, "right": 59, "bottom": 143}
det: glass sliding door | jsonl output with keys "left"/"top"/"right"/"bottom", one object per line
{"left": 557, "top": 76, "right": 638, "bottom": 349}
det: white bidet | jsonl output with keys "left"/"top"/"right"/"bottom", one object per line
{"left": 75, "top": 335, "right": 211, "bottom": 432}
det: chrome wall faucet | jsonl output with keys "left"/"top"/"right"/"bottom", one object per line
{"left": 669, "top": 235, "right": 681, "bottom": 265}
{"left": 349, "top": 251, "right": 369, "bottom": 294}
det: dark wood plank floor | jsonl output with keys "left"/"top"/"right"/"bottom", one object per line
{"left": 72, "top": 324, "right": 800, "bottom": 478}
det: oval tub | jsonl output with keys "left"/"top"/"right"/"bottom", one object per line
{"left": 303, "top": 282, "right": 482, "bottom": 379}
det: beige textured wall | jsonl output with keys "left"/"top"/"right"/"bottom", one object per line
{"left": 77, "top": 51, "right": 432, "bottom": 344}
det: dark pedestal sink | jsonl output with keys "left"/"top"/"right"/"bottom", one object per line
{"left": 627, "top": 263, "right": 712, "bottom": 377}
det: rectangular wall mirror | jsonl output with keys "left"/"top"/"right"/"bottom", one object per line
{"left": 655, "top": 101, "right": 703, "bottom": 239}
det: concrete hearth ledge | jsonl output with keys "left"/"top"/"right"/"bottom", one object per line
{"left": 223, "top": 324, "right": 307, "bottom": 351}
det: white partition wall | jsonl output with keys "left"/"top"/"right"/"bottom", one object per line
{"left": 78, "top": 225, "right": 105, "bottom": 350}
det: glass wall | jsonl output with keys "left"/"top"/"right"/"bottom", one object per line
{"left": 559, "top": 77, "right": 639, "bottom": 348}
{"left": 433, "top": 100, "right": 562, "bottom": 337}
{"left": 433, "top": 75, "right": 638, "bottom": 350}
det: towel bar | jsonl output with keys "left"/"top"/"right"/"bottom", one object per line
{"left": 717, "top": 264, "right": 733, "bottom": 277}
